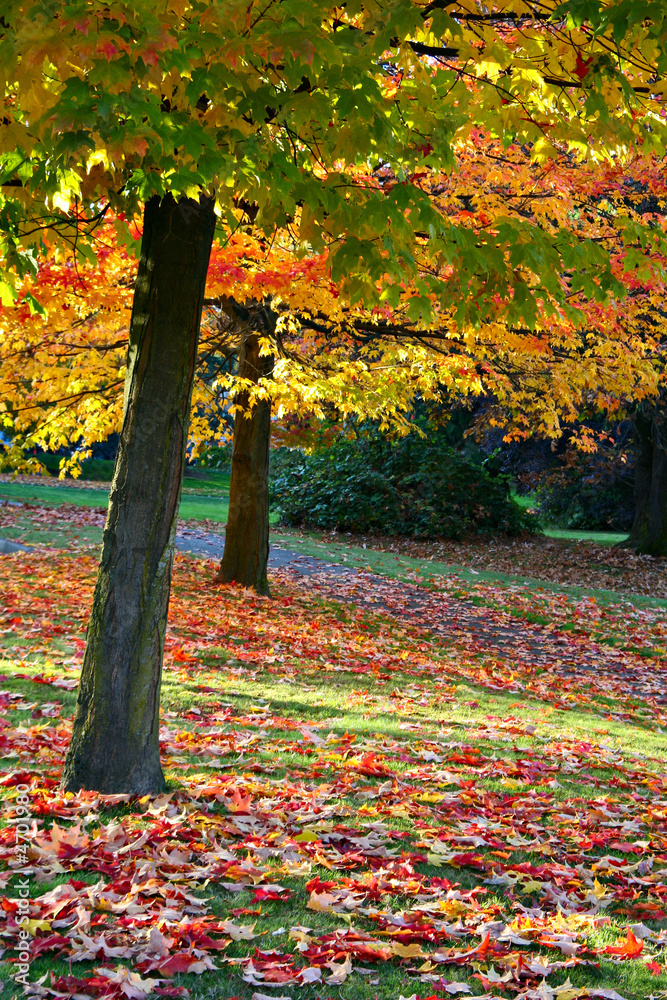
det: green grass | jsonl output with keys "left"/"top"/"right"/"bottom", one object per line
{"left": 155, "top": 646, "right": 667, "bottom": 763}
{"left": 182, "top": 468, "right": 231, "bottom": 494}
{"left": 0, "top": 480, "right": 111, "bottom": 507}
{"left": 512, "top": 493, "right": 629, "bottom": 545}
{"left": 0, "top": 520, "right": 86, "bottom": 547}
{"left": 0, "top": 478, "right": 233, "bottom": 523}
{"left": 544, "top": 526, "right": 629, "bottom": 544}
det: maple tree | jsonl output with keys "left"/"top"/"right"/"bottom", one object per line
{"left": 3, "top": 0, "right": 667, "bottom": 792}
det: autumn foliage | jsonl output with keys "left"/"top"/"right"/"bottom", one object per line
{"left": 2, "top": 140, "right": 667, "bottom": 475}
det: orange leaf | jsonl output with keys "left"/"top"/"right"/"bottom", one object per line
{"left": 604, "top": 928, "right": 643, "bottom": 958}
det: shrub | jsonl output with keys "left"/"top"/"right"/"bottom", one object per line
{"left": 197, "top": 443, "right": 233, "bottom": 471}
{"left": 78, "top": 458, "right": 115, "bottom": 481}
{"left": 270, "top": 431, "right": 537, "bottom": 540}
{"left": 535, "top": 448, "right": 634, "bottom": 531}
{"left": 31, "top": 451, "right": 116, "bottom": 481}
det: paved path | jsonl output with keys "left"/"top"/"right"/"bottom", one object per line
{"left": 273, "top": 555, "right": 667, "bottom": 718}
{"left": 174, "top": 530, "right": 352, "bottom": 577}
{"left": 0, "top": 530, "right": 353, "bottom": 577}
{"left": 0, "top": 537, "right": 32, "bottom": 554}
{"left": 178, "top": 531, "right": 582, "bottom": 666}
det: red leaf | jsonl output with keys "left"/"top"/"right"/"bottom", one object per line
{"left": 252, "top": 887, "right": 290, "bottom": 902}
{"left": 604, "top": 928, "right": 643, "bottom": 958}
{"left": 575, "top": 53, "right": 593, "bottom": 80}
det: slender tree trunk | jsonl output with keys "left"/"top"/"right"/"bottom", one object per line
{"left": 626, "top": 403, "right": 667, "bottom": 557}
{"left": 61, "top": 193, "right": 216, "bottom": 794}
{"left": 217, "top": 311, "right": 274, "bottom": 596}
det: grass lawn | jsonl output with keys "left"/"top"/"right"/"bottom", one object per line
{"left": 0, "top": 474, "right": 233, "bottom": 527}
{"left": 0, "top": 473, "right": 291, "bottom": 539}
{"left": 0, "top": 494, "right": 666, "bottom": 999}
{"left": 542, "top": 528, "right": 629, "bottom": 545}
{"left": 511, "top": 494, "right": 629, "bottom": 547}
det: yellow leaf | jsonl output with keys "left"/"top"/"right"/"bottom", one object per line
{"left": 500, "top": 778, "right": 524, "bottom": 790}
{"left": 23, "top": 919, "right": 51, "bottom": 934}
{"left": 294, "top": 829, "right": 319, "bottom": 843}
{"left": 531, "top": 136, "right": 559, "bottom": 163}
{"left": 519, "top": 879, "right": 544, "bottom": 894}
{"left": 391, "top": 941, "right": 425, "bottom": 958}
{"left": 593, "top": 877, "right": 609, "bottom": 899}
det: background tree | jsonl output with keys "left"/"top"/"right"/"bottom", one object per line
{"left": 215, "top": 305, "right": 275, "bottom": 596}
{"left": 627, "top": 395, "right": 667, "bottom": 555}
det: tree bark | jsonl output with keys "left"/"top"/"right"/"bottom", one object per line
{"left": 626, "top": 402, "right": 667, "bottom": 557}
{"left": 61, "top": 193, "right": 216, "bottom": 794}
{"left": 217, "top": 309, "right": 274, "bottom": 596}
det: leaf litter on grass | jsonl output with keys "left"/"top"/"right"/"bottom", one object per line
{"left": 0, "top": 545, "right": 667, "bottom": 1000}
{"left": 314, "top": 531, "right": 667, "bottom": 601}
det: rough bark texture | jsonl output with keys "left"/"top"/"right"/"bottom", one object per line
{"left": 626, "top": 403, "right": 667, "bottom": 557}
{"left": 61, "top": 193, "right": 216, "bottom": 794}
{"left": 217, "top": 310, "right": 274, "bottom": 596}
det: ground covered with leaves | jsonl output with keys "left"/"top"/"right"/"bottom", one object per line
{"left": 1, "top": 504, "right": 667, "bottom": 1000}
{"left": 315, "top": 532, "right": 667, "bottom": 602}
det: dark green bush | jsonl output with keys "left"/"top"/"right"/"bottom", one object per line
{"left": 79, "top": 458, "right": 115, "bottom": 481}
{"left": 33, "top": 452, "right": 116, "bottom": 481}
{"left": 198, "top": 443, "right": 233, "bottom": 471}
{"left": 270, "top": 432, "right": 537, "bottom": 540}
{"left": 535, "top": 450, "right": 634, "bottom": 531}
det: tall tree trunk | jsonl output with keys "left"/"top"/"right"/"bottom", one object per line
{"left": 61, "top": 193, "right": 216, "bottom": 794}
{"left": 626, "top": 403, "right": 667, "bottom": 557}
{"left": 217, "top": 309, "right": 274, "bottom": 596}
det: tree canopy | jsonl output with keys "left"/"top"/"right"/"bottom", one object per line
{"left": 2, "top": 138, "right": 666, "bottom": 473}
{"left": 3, "top": 0, "right": 667, "bottom": 324}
